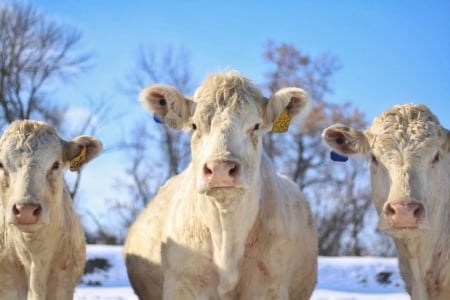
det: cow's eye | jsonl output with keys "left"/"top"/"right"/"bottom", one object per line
{"left": 248, "top": 123, "right": 261, "bottom": 136}
{"left": 191, "top": 123, "right": 197, "bottom": 131}
{"left": 51, "top": 161, "right": 60, "bottom": 171}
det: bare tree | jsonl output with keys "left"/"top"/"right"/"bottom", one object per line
{"left": 0, "top": 2, "right": 90, "bottom": 130}
{"left": 103, "top": 40, "right": 396, "bottom": 254}
{"left": 0, "top": 1, "right": 122, "bottom": 228}
{"left": 125, "top": 44, "right": 194, "bottom": 178}
{"left": 95, "top": 45, "right": 195, "bottom": 243}
{"left": 262, "top": 41, "right": 344, "bottom": 188}
{"left": 62, "top": 95, "right": 116, "bottom": 200}
{"left": 262, "top": 40, "right": 392, "bottom": 256}
{"left": 0, "top": 3, "right": 122, "bottom": 244}
{"left": 0, "top": 2, "right": 99, "bottom": 200}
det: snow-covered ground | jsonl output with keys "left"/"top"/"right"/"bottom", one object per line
{"left": 75, "top": 245, "right": 409, "bottom": 300}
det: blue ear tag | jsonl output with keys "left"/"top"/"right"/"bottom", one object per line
{"left": 153, "top": 115, "right": 163, "bottom": 124}
{"left": 330, "top": 151, "right": 348, "bottom": 162}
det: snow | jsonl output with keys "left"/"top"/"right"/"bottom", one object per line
{"left": 75, "top": 245, "right": 409, "bottom": 300}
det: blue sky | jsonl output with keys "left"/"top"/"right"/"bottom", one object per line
{"left": 12, "top": 0, "right": 449, "bottom": 231}
{"left": 30, "top": 0, "right": 449, "bottom": 128}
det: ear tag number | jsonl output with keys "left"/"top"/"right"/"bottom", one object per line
{"left": 272, "top": 110, "right": 291, "bottom": 133}
{"left": 70, "top": 146, "right": 87, "bottom": 172}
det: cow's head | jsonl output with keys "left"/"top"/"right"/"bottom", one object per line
{"left": 140, "top": 71, "right": 310, "bottom": 199}
{"left": 0, "top": 120, "right": 103, "bottom": 231}
{"left": 322, "top": 104, "right": 450, "bottom": 238}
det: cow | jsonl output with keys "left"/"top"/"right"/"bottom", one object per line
{"left": 124, "top": 71, "right": 318, "bottom": 299}
{"left": 322, "top": 104, "right": 450, "bottom": 300}
{"left": 0, "top": 120, "right": 103, "bottom": 300}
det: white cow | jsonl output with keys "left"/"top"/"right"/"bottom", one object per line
{"left": 322, "top": 104, "right": 450, "bottom": 300}
{"left": 0, "top": 120, "right": 103, "bottom": 300}
{"left": 124, "top": 71, "right": 318, "bottom": 299}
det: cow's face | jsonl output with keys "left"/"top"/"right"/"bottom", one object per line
{"left": 0, "top": 120, "right": 102, "bottom": 232}
{"left": 189, "top": 76, "right": 274, "bottom": 198}
{"left": 322, "top": 104, "right": 450, "bottom": 239}
{"left": 140, "top": 72, "right": 310, "bottom": 199}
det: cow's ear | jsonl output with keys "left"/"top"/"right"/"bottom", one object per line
{"left": 139, "top": 84, "right": 194, "bottom": 131}
{"left": 64, "top": 136, "right": 103, "bottom": 172}
{"left": 265, "top": 87, "right": 311, "bottom": 133}
{"left": 322, "top": 124, "right": 370, "bottom": 156}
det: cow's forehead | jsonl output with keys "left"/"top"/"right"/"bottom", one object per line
{"left": 0, "top": 121, "right": 61, "bottom": 162}
{"left": 194, "top": 72, "right": 263, "bottom": 104}
{"left": 368, "top": 104, "right": 443, "bottom": 155}
{"left": 192, "top": 73, "right": 264, "bottom": 123}
{"left": 194, "top": 95, "right": 262, "bottom": 119}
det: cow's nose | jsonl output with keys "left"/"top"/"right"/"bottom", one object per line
{"left": 13, "top": 203, "right": 42, "bottom": 225}
{"left": 383, "top": 201, "right": 425, "bottom": 229}
{"left": 203, "top": 160, "right": 240, "bottom": 188}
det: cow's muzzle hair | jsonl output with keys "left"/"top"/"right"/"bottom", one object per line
{"left": 381, "top": 200, "right": 427, "bottom": 231}
{"left": 11, "top": 203, "right": 42, "bottom": 225}
{"left": 202, "top": 160, "right": 241, "bottom": 189}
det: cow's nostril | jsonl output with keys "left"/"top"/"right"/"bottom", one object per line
{"left": 13, "top": 204, "right": 20, "bottom": 215}
{"left": 413, "top": 203, "right": 425, "bottom": 219}
{"left": 228, "top": 163, "right": 239, "bottom": 177}
{"left": 384, "top": 203, "right": 396, "bottom": 216}
{"left": 33, "top": 205, "right": 42, "bottom": 216}
{"left": 11, "top": 203, "right": 42, "bottom": 225}
{"left": 203, "top": 164, "right": 213, "bottom": 176}
{"left": 13, "top": 203, "right": 42, "bottom": 216}
{"left": 383, "top": 201, "right": 426, "bottom": 229}
{"left": 203, "top": 160, "right": 240, "bottom": 184}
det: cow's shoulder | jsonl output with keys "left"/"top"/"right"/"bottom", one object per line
{"left": 127, "top": 166, "right": 195, "bottom": 237}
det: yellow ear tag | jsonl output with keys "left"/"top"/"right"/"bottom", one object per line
{"left": 271, "top": 110, "right": 291, "bottom": 133}
{"left": 70, "top": 146, "right": 87, "bottom": 172}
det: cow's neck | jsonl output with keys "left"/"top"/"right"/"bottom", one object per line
{"left": 198, "top": 173, "right": 261, "bottom": 297}
{"left": 11, "top": 212, "right": 63, "bottom": 253}
{"left": 423, "top": 193, "right": 450, "bottom": 292}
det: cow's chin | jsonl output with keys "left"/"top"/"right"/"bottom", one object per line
{"left": 387, "top": 228, "right": 427, "bottom": 240}
{"left": 11, "top": 222, "right": 46, "bottom": 233}
{"left": 378, "top": 222, "right": 429, "bottom": 240}
{"left": 199, "top": 186, "right": 246, "bottom": 202}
